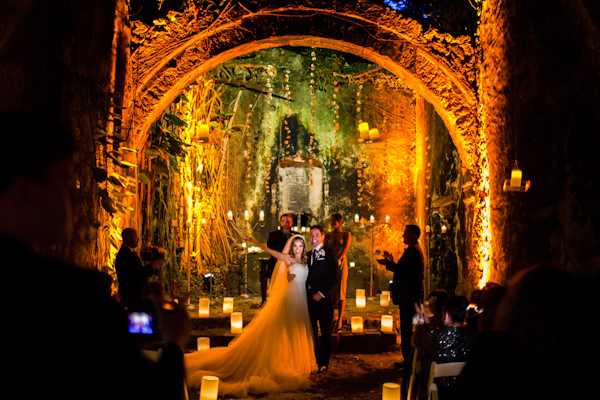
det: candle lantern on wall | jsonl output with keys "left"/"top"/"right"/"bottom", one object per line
{"left": 199, "top": 298, "right": 210, "bottom": 318}
{"left": 199, "top": 376, "right": 219, "bottom": 400}
{"left": 231, "top": 312, "right": 243, "bottom": 334}
{"left": 356, "top": 289, "right": 366, "bottom": 308}
{"left": 381, "top": 315, "right": 394, "bottom": 333}
{"left": 223, "top": 297, "right": 234, "bottom": 314}
{"left": 351, "top": 316, "right": 364, "bottom": 333}
{"left": 197, "top": 123, "right": 210, "bottom": 143}
{"left": 359, "top": 122, "right": 370, "bottom": 142}
{"left": 368, "top": 128, "right": 380, "bottom": 142}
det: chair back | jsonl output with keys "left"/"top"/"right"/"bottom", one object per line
{"left": 406, "top": 348, "right": 420, "bottom": 400}
{"left": 427, "top": 361, "right": 466, "bottom": 400}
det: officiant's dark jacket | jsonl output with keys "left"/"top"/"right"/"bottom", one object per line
{"left": 306, "top": 247, "right": 338, "bottom": 301}
{"left": 265, "top": 229, "right": 297, "bottom": 278}
{"left": 115, "top": 245, "right": 154, "bottom": 308}
{"left": 385, "top": 242, "right": 425, "bottom": 305}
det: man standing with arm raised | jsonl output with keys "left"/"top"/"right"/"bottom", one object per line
{"left": 306, "top": 225, "right": 338, "bottom": 372}
{"left": 377, "top": 224, "right": 425, "bottom": 372}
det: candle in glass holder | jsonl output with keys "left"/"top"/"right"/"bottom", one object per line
{"left": 223, "top": 297, "right": 234, "bottom": 314}
{"left": 259, "top": 210, "right": 265, "bottom": 221}
{"left": 227, "top": 211, "right": 233, "bottom": 221}
{"left": 198, "top": 298, "right": 210, "bottom": 318}
{"left": 370, "top": 215, "right": 375, "bottom": 224}
{"left": 197, "top": 337, "right": 210, "bottom": 351}
{"left": 382, "top": 382, "right": 401, "bottom": 400}
{"left": 351, "top": 316, "right": 364, "bottom": 333}
{"left": 231, "top": 312, "right": 243, "bottom": 334}
{"left": 354, "top": 214, "right": 360, "bottom": 223}
{"left": 356, "top": 289, "right": 366, "bottom": 308}
{"left": 385, "top": 215, "right": 390, "bottom": 224}
{"left": 381, "top": 315, "right": 394, "bottom": 333}
{"left": 244, "top": 210, "right": 249, "bottom": 221}
{"left": 380, "top": 291, "right": 390, "bottom": 307}
{"left": 200, "top": 376, "right": 219, "bottom": 400}
{"left": 359, "top": 122, "right": 370, "bottom": 141}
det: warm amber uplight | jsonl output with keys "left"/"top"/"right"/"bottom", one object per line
{"left": 223, "top": 297, "right": 234, "bottom": 314}
{"left": 381, "top": 315, "right": 394, "bottom": 333}
{"left": 199, "top": 298, "right": 210, "bottom": 318}
{"left": 200, "top": 376, "right": 219, "bottom": 400}
{"left": 475, "top": 105, "right": 492, "bottom": 289}
{"left": 197, "top": 337, "right": 210, "bottom": 351}
{"left": 351, "top": 316, "right": 364, "bottom": 333}
{"left": 231, "top": 312, "right": 243, "bottom": 334}
{"left": 356, "top": 289, "right": 366, "bottom": 308}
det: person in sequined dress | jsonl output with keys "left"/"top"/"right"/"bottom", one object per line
{"left": 412, "top": 295, "right": 476, "bottom": 399}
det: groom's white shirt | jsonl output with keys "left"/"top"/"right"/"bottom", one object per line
{"left": 311, "top": 244, "right": 325, "bottom": 298}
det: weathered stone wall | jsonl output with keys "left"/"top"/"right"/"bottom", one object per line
{"left": 481, "top": 0, "right": 600, "bottom": 281}
{"left": 0, "top": 0, "right": 129, "bottom": 269}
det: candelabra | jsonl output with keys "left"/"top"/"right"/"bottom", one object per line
{"left": 355, "top": 215, "right": 390, "bottom": 300}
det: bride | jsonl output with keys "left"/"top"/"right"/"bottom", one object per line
{"left": 184, "top": 234, "right": 317, "bottom": 396}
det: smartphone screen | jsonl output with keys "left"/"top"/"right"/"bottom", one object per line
{"left": 128, "top": 311, "right": 153, "bottom": 334}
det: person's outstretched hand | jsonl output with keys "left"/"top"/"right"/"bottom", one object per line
{"left": 154, "top": 300, "right": 191, "bottom": 350}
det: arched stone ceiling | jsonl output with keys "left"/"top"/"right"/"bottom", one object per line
{"left": 126, "top": 0, "right": 479, "bottom": 170}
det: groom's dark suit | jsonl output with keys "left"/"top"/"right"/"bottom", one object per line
{"left": 306, "top": 246, "right": 338, "bottom": 369}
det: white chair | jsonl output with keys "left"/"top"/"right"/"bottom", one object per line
{"left": 406, "top": 348, "right": 420, "bottom": 400}
{"left": 427, "top": 361, "right": 466, "bottom": 400}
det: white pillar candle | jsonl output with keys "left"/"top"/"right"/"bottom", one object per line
{"left": 385, "top": 215, "right": 390, "bottom": 224}
{"left": 380, "top": 291, "right": 390, "bottom": 307}
{"left": 197, "top": 337, "right": 210, "bottom": 351}
{"left": 227, "top": 210, "right": 233, "bottom": 220}
{"left": 351, "top": 316, "right": 364, "bottom": 333}
{"left": 231, "top": 312, "right": 243, "bottom": 334}
{"left": 381, "top": 315, "right": 394, "bottom": 333}
{"left": 259, "top": 210, "right": 265, "bottom": 221}
{"left": 199, "top": 298, "right": 210, "bottom": 318}
{"left": 354, "top": 214, "right": 360, "bottom": 223}
{"left": 382, "top": 382, "right": 401, "bottom": 400}
{"left": 223, "top": 297, "right": 234, "bottom": 314}
{"left": 200, "top": 376, "right": 219, "bottom": 400}
{"left": 359, "top": 122, "right": 370, "bottom": 141}
{"left": 244, "top": 210, "right": 249, "bottom": 221}
{"left": 370, "top": 215, "right": 375, "bottom": 224}
{"left": 356, "top": 289, "right": 366, "bottom": 308}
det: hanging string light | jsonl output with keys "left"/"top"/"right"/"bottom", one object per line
{"left": 244, "top": 101, "right": 253, "bottom": 184}
{"left": 264, "top": 65, "right": 276, "bottom": 193}
{"left": 357, "top": 155, "right": 364, "bottom": 207}
{"left": 307, "top": 50, "right": 318, "bottom": 185}
{"left": 331, "top": 79, "right": 340, "bottom": 169}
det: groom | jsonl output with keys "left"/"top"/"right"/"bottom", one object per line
{"left": 306, "top": 225, "right": 338, "bottom": 372}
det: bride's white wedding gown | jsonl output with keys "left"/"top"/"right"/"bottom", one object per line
{"left": 184, "top": 261, "right": 317, "bottom": 396}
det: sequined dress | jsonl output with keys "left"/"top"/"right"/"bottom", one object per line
{"left": 415, "top": 326, "right": 477, "bottom": 388}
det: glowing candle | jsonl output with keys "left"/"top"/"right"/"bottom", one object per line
{"left": 511, "top": 166, "right": 522, "bottom": 187}
{"left": 426, "top": 225, "right": 430, "bottom": 233}
{"left": 200, "top": 376, "right": 219, "bottom": 400}
{"left": 356, "top": 289, "right": 366, "bottom": 308}
{"left": 223, "top": 297, "right": 234, "bottom": 314}
{"left": 441, "top": 225, "right": 447, "bottom": 234}
{"left": 198, "top": 298, "right": 210, "bottom": 318}
{"left": 354, "top": 214, "right": 360, "bottom": 223}
{"left": 231, "top": 312, "right": 243, "bottom": 334}
{"left": 369, "top": 128, "right": 380, "bottom": 142}
{"left": 370, "top": 215, "right": 375, "bottom": 224}
{"left": 381, "top": 315, "right": 394, "bottom": 333}
{"left": 351, "top": 316, "right": 364, "bottom": 333}
{"left": 385, "top": 215, "right": 390, "bottom": 224}
{"left": 380, "top": 291, "right": 390, "bottom": 307}
{"left": 244, "top": 210, "right": 249, "bottom": 221}
{"left": 259, "top": 210, "right": 265, "bottom": 221}
{"left": 227, "top": 211, "right": 233, "bottom": 221}
{"left": 197, "top": 123, "right": 210, "bottom": 143}
{"left": 382, "top": 382, "right": 401, "bottom": 400}
{"left": 349, "top": 262, "right": 355, "bottom": 267}
{"left": 197, "top": 337, "right": 210, "bottom": 351}
{"left": 359, "top": 122, "right": 370, "bottom": 141}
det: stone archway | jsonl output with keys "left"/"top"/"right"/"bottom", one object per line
{"left": 124, "top": 0, "right": 490, "bottom": 291}
{"left": 125, "top": 0, "right": 478, "bottom": 172}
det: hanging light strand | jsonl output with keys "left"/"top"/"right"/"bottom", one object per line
{"left": 264, "top": 65, "right": 276, "bottom": 193}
